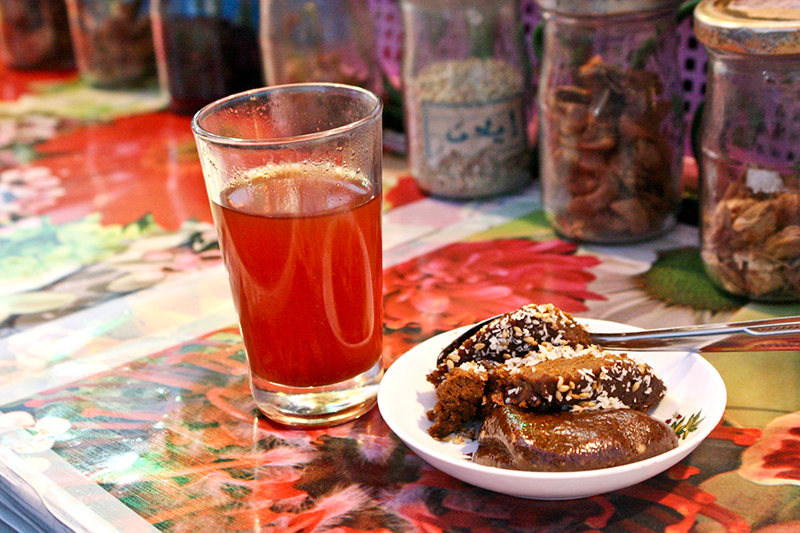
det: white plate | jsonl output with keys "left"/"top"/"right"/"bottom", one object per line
{"left": 378, "top": 318, "right": 727, "bottom": 500}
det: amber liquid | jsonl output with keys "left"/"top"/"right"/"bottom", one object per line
{"left": 211, "top": 165, "right": 382, "bottom": 388}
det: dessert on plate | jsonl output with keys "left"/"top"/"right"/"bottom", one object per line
{"left": 474, "top": 405, "right": 678, "bottom": 472}
{"left": 425, "top": 303, "right": 678, "bottom": 471}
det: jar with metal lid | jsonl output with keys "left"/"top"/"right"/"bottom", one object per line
{"left": 260, "top": 0, "right": 381, "bottom": 95}
{"left": 695, "top": 0, "right": 800, "bottom": 301}
{"left": 0, "top": 0, "right": 74, "bottom": 70}
{"left": 400, "top": 0, "right": 533, "bottom": 199}
{"left": 536, "top": 0, "right": 684, "bottom": 243}
{"left": 65, "top": 0, "right": 156, "bottom": 88}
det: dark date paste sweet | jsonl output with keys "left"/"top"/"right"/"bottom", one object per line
{"left": 474, "top": 405, "right": 678, "bottom": 472}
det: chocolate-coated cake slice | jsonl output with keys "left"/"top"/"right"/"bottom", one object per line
{"left": 426, "top": 364, "right": 488, "bottom": 439}
{"left": 433, "top": 303, "right": 593, "bottom": 375}
{"left": 485, "top": 347, "right": 666, "bottom": 413}
{"left": 426, "top": 303, "right": 667, "bottom": 439}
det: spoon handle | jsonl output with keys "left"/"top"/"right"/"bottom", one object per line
{"left": 588, "top": 316, "right": 800, "bottom": 352}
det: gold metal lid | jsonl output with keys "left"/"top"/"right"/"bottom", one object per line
{"left": 694, "top": 0, "right": 800, "bottom": 55}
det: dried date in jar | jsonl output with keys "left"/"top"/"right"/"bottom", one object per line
{"left": 0, "top": 0, "right": 74, "bottom": 70}
{"left": 536, "top": 0, "right": 684, "bottom": 244}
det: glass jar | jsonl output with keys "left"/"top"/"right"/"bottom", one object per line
{"left": 260, "top": 0, "right": 381, "bottom": 95}
{"left": 0, "top": 0, "right": 74, "bottom": 70}
{"left": 65, "top": 0, "right": 156, "bottom": 88}
{"left": 152, "top": 0, "right": 262, "bottom": 115}
{"left": 695, "top": 1, "right": 800, "bottom": 301}
{"left": 536, "top": 0, "right": 684, "bottom": 243}
{"left": 400, "top": 0, "right": 532, "bottom": 199}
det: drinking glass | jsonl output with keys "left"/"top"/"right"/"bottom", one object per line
{"left": 65, "top": 0, "right": 155, "bottom": 88}
{"left": 192, "top": 84, "right": 384, "bottom": 427}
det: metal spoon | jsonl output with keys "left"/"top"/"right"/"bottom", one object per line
{"left": 438, "top": 314, "right": 800, "bottom": 359}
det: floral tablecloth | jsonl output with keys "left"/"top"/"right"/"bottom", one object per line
{"left": 1, "top": 65, "right": 800, "bottom": 533}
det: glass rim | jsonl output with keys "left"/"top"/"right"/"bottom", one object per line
{"left": 190, "top": 83, "right": 383, "bottom": 147}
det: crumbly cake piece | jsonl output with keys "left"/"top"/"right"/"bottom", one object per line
{"left": 426, "top": 363, "right": 487, "bottom": 439}
{"left": 426, "top": 303, "right": 667, "bottom": 439}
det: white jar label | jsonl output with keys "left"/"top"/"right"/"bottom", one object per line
{"left": 421, "top": 94, "right": 526, "bottom": 167}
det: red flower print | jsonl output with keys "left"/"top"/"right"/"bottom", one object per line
{"left": 382, "top": 238, "right": 605, "bottom": 363}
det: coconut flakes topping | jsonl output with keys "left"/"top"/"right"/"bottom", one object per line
{"left": 459, "top": 361, "right": 486, "bottom": 374}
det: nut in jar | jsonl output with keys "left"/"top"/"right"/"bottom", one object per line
{"left": 695, "top": 0, "right": 800, "bottom": 301}
{"left": 702, "top": 167, "right": 800, "bottom": 302}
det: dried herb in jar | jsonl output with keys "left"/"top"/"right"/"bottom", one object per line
{"left": 401, "top": 0, "right": 532, "bottom": 200}
{"left": 536, "top": 0, "right": 684, "bottom": 244}
{"left": 405, "top": 57, "right": 531, "bottom": 199}
{"left": 68, "top": 0, "right": 156, "bottom": 88}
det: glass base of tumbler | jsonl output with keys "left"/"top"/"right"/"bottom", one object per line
{"left": 250, "top": 360, "right": 383, "bottom": 428}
